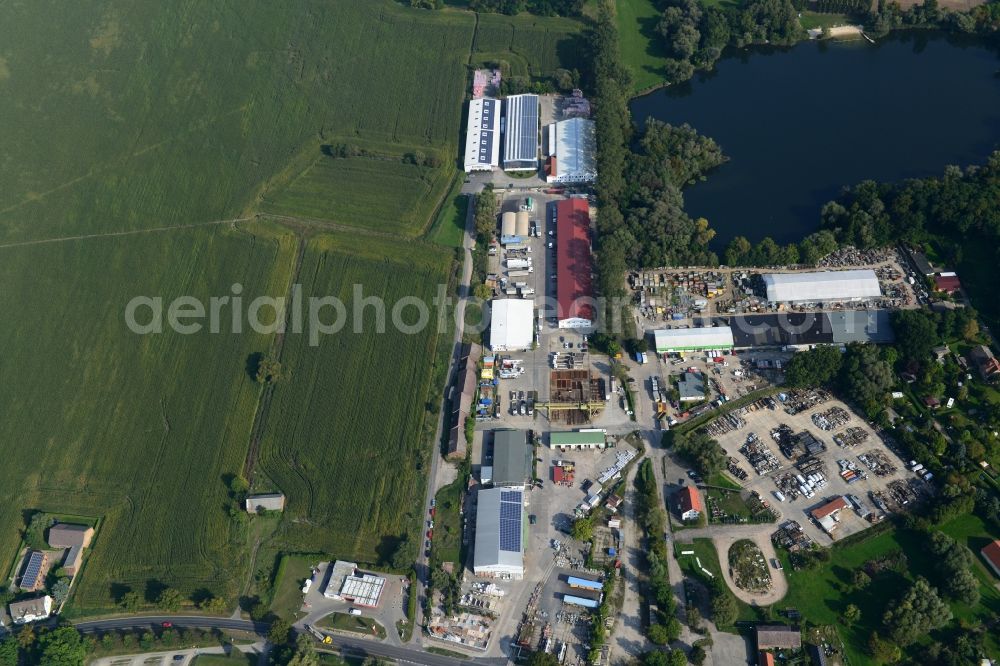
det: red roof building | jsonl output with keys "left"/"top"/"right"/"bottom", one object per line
{"left": 759, "top": 651, "right": 775, "bottom": 666}
{"left": 556, "top": 198, "right": 594, "bottom": 329}
{"left": 981, "top": 539, "right": 1000, "bottom": 578}
{"left": 811, "top": 496, "right": 849, "bottom": 520}
{"left": 677, "top": 486, "right": 703, "bottom": 521}
{"left": 934, "top": 273, "right": 962, "bottom": 294}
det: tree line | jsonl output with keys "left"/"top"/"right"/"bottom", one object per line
{"left": 408, "top": 0, "right": 583, "bottom": 15}
{"left": 653, "top": 0, "right": 804, "bottom": 85}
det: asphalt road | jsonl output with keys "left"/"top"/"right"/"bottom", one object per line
{"left": 73, "top": 615, "right": 268, "bottom": 636}
{"left": 73, "top": 615, "right": 502, "bottom": 666}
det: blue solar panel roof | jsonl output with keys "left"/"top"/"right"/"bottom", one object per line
{"left": 22, "top": 551, "right": 44, "bottom": 586}
{"left": 498, "top": 491, "right": 522, "bottom": 552}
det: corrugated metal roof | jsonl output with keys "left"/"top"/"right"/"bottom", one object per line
{"left": 489, "top": 299, "right": 533, "bottom": 351}
{"left": 654, "top": 327, "right": 734, "bottom": 352}
{"left": 764, "top": 270, "right": 881, "bottom": 303}
{"left": 492, "top": 429, "right": 531, "bottom": 487}
{"left": 464, "top": 98, "right": 501, "bottom": 172}
{"left": 503, "top": 95, "right": 539, "bottom": 169}
{"left": 563, "top": 594, "right": 600, "bottom": 608}
{"left": 551, "top": 118, "right": 596, "bottom": 183}
{"left": 474, "top": 487, "right": 524, "bottom": 574}
{"left": 550, "top": 431, "right": 604, "bottom": 446}
{"left": 556, "top": 199, "right": 593, "bottom": 326}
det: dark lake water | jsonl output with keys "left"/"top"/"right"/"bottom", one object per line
{"left": 629, "top": 32, "right": 1000, "bottom": 246}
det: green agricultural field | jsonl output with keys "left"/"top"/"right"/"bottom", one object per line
{"left": 472, "top": 12, "right": 587, "bottom": 78}
{"left": 254, "top": 234, "right": 454, "bottom": 565}
{"left": 260, "top": 154, "right": 455, "bottom": 237}
{"left": 0, "top": 0, "right": 585, "bottom": 613}
{"left": 0, "top": 0, "right": 474, "bottom": 245}
{"left": 0, "top": 222, "right": 297, "bottom": 613}
{"left": 616, "top": 0, "right": 670, "bottom": 93}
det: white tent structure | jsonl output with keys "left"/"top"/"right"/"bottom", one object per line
{"left": 489, "top": 299, "right": 534, "bottom": 351}
{"left": 546, "top": 118, "right": 596, "bottom": 184}
{"left": 473, "top": 488, "right": 525, "bottom": 579}
{"left": 763, "top": 270, "right": 881, "bottom": 303}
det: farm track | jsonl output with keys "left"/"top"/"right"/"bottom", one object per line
{"left": 241, "top": 234, "right": 308, "bottom": 482}
{"left": 0, "top": 217, "right": 257, "bottom": 250}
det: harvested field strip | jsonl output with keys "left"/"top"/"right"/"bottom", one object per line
{"left": 259, "top": 156, "right": 454, "bottom": 237}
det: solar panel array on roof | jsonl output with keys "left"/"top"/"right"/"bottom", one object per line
{"left": 21, "top": 551, "right": 44, "bottom": 589}
{"left": 499, "top": 492, "right": 522, "bottom": 552}
{"left": 503, "top": 95, "right": 539, "bottom": 170}
{"left": 464, "top": 98, "right": 501, "bottom": 172}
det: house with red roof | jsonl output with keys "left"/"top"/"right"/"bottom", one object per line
{"left": 555, "top": 198, "right": 594, "bottom": 329}
{"left": 981, "top": 539, "right": 1000, "bottom": 578}
{"left": 676, "top": 486, "right": 703, "bottom": 521}
{"left": 934, "top": 272, "right": 962, "bottom": 294}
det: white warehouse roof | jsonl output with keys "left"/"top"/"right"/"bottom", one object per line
{"left": 464, "top": 98, "right": 501, "bottom": 172}
{"left": 654, "top": 327, "right": 735, "bottom": 353}
{"left": 547, "top": 118, "right": 596, "bottom": 184}
{"left": 489, "top": 299, "right": 534, "bottom": 351}
{"left": 473, "top": 488, "right": 525, "bottom": 578}
{"left": 764, "top": 270, "right": 881, "bottom": 303}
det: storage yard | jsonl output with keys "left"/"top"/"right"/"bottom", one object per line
{"left": 702, "top": 391, "right": 927, "bottom": 544}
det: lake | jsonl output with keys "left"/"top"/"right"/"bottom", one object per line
{"left": 630, "top": 32, "right": 1000, "bottom": 246}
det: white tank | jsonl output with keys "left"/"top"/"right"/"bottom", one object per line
{"left": 515, "top": 211, "right": 530, "bottom": 237}
{"left": 501, "top": 212, "right": 516, "bottom": 237}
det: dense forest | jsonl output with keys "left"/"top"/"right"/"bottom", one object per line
{"left": 723, "top": 152, "right": 1000, "bottom": 270}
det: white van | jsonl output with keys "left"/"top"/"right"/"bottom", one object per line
{"left": 349, "top": 608, "right": 362, "bottom": 616}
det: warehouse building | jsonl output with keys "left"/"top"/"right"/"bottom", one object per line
{"left": 545, "top": 118, "right": 596, "bottom": 184}
{"left": 447, "top": 343, "right": 480, "bottom": 460}
{"left": 322, "top": 561, "right": 386, "bottom": 607}
{"left": 491, "top": 429, "right": 532, "bottom": 488}
{"left": 678, "top": 372, "right": 706, "bottom": 402}
{"left": 562, "top": 594, "right": 600, "bottom": 609}
{"left": 763, "top": 270, "right": 881, "bottom": 304}
{"left": 811, "top": 496, "right": 849, "bottom": 535}
{"left": 727, "top": 310, "right": 893, "bottom": 349}
{"left": 567, "top": 576, "right": 603, "bottom": 592}
{"left": 489, "top": 299, "right": 534, "bottom": 351}
{"left": 653, "top": 326, "right": 734, "bottom": 353}
{"left": 473, "top": 488, "right": 525, "bottom": 579}
{"left": 464, "top": 98, "right": 501, "bottom": 172}
{"left": 503, "top": 94, "right": 539, "bottom": 171}
{"left": 550, "top": 430, "right": 605, "bottom": 450}
{"left": 556, "top": 198, "right": 594, "bottom": 329}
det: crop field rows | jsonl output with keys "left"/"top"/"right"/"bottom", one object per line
{"left": 0, "top": 0, "right": 585, "bottom": 610}
{"left": 256, "top": 234, "right": 453, "bottom": 563}
{"left": 472, "top": 13, "right": 587, "bottom": 78}
{"left": 0, "top": 223, "right": 297, "bottom": 612}
{"left": 260, "top": 156, "right": 455, "bottom": 237}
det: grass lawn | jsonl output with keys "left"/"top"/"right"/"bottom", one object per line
{"left": 674, "top": 538, "right": 759, "bottom": 629}
{"left": 431, "top": 475, "right": 467, "bottom": 566}
{"left": 268, "top": 555, "right": 317, "bottom": 621}
{"left": 779, "top": 516, "right": 1000, "bottom": 663}
{"left": 798, "top": 11, "right": 852, "bottom": 30}
{"left": 192, "top": 655, "right": 256, "bottom": 666}
{"left": 430, "top": 177, "right": 469, "bottom": 248}
{"left": 318, "top": 612, "right": 387, "bottom": 639}
{"left": 616, "top": 0, "right": 668, "bottom": 94}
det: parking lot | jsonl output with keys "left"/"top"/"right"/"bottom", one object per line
{"left": 708, "top": 390, "right": 927, "bottom": 544}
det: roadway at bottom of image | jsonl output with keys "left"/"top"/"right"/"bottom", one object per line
{"left": 72, "top": 615, "right": 505, "bottom": 666}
